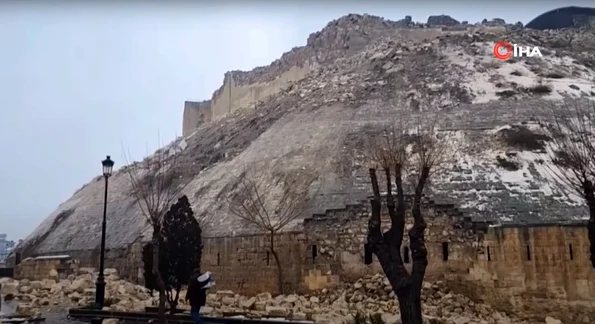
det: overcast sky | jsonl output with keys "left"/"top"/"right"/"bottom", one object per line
{"left": 0, "top": 0, "right": 591, "bottom": 240}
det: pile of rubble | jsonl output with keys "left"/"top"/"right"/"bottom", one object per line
{"left": 201, "top": 274, "right": 564, "bottom": 324}
{"left": 0, "top": 271, "right": 568, "bottom": 324}
{"left": 0, "top": 267, "right": 157, "bottom": 319}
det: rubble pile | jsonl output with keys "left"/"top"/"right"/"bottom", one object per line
{"left": 0, "top": 270, "right": 571, "bottom": 324}
{"left": 202, "top": 274, "right": 565, "bottom": 324}
{"left": 0, "top": 268, "right": 158, "bottom": 319}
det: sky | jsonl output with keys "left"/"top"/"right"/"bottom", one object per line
{"left": 0, "top": 0, "right": 592, "bottom": 240}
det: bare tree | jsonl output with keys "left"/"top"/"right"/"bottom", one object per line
{"left": 364, "top": 118, "right": 448, "bottom": 324}
{"left": 123, "top": 141, "right": 190, "bottom": 323}
{"left": 541, "top": 99, "right": 595, "bottom": 268}
{"left": 565, "top": 29, "right": 577, "bottom": 48}
{"left": 228, "top": 164, "right": 318, "bottom": 294}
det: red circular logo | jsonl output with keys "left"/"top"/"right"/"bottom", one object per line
{"left": 493, "top": 41, "right": 513, "bottom": 60}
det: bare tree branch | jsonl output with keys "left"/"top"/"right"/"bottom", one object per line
{"left": 227, "top": 163, "right": 318, "bottom": 234}
{"left": 122, "top": 140, "right": 192, "bottom": 227}
{"left": 540, "top": 99, "right": 595, "bottom": 268}
{"left": 120, "top": 138, "right": 192, "bottom": 322}
{"left": 364, "top": 114, "right": 449, "bottom": 324}
{"left": 227, "top": 162, "right": 319, "bottom": 294}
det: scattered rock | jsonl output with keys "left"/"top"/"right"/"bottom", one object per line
{"left": 192, "top": 274, "right": 565, "bottom": 323}
{"left": 0, "top": 268, "right": 158, "bottom": 315}
{"left": 15, "top": 303, "right": 41, "bottom": 318}
{"left": 103, "top": 319, "right": 120, "bottom": 324}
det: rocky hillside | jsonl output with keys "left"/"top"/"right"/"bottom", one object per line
{"left": 182, "top": 14, "right": 523, "bottom": 135}
{"left": 16, "top": 14, "right": 595, "bottom": 256}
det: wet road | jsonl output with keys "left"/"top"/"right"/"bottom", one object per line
{"left": 1, "top": 298, "right": 84, "bottom": 324}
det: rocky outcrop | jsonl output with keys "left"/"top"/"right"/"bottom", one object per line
{"left": 427, "top": 15, "right": 460, "bottom": 27}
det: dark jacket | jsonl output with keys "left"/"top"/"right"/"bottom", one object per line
{"left": 187, "top": 274, "right": 209, "bottom": 307}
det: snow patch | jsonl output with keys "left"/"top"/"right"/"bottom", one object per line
{"left": 443, "top": 42, "right": 593, "bottom": 104}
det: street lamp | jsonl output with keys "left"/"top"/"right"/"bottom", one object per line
{"left": 95, "top": 155, "right": 114, "bottom": 309}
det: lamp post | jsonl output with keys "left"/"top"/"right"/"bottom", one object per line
{"left": 95, "top": 155, "right": 114, "bottom": 309}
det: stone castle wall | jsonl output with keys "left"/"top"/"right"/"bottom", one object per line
{"left": 181, "top": 14, "right": 466, "bottom": 136}
{"left": 183, "top": 101, "right": 212, "bottom": 136}
{"left": 199, "top": 201, "right": 595, "bottom": 309}
{"left": 466, "top": 224, "right": 595, "bottom": 306}
{"left": 301, "top": 202, "right": 480, "bottom": 285}
{"left": 202, "top": 232, "right": 309, "bottom": 295}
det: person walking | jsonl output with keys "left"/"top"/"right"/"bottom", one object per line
{"left": 186, "top": 270, "right": 215, "bottom": 324}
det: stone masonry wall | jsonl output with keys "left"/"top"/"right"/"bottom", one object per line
{"left": 303, "top": 202, "right": 595, "bottom": 307}
{"left": 13, "top": 243, "right": 145, "bottom": 284}
{"left": 183, "top": 100, "right": 213, "bottom": 136}
{"left": 201, "top": 232, "right": 309, "bottom": 295}
{"left": 200, "top": 199, "right": 595, "bottom": 314}
{"left": 198, "top": 200, "right": 481, "bottom": 296}
{"left": 466, "top": 224, "right": 595, "bottom": 303}
{"left": 15, "top": 256, "right": 79, "bottom": 281}
{"left": 303, "top": 201, "right": 479, "bottom": 285}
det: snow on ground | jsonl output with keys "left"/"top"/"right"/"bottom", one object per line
{"left": 443, "top": 41, "right": 594, "bottom": 104}
{"left": 432, "top": 124, "right": 587, "bottom": 223}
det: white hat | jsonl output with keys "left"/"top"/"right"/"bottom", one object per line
{"left": 197, "top": 271, "right": 211, "bottom": 283}
{"left": 197, "top": 271, "right": 215, "bottom": 288}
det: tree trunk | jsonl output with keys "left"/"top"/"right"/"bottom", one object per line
{"left": 366, "top": 168, "right": 427, "bottom": 324}
{"left": 396, "top": 289, "right": 424, "bottom": 324}
{"left": 584, "top": 181, "right": 595, "bottom": 268}
{"left": 269, "top": 231, "right": 284, "bottom": 295}
{"left": 152, "top": 234, "right": 167, "bottom": 324}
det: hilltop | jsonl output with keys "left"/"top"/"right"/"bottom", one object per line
{"left": 15, "top": 13, "right": 595, "bottom": 257}
{"left": 526, "top": 6, "right": 595, "bottom": 30}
